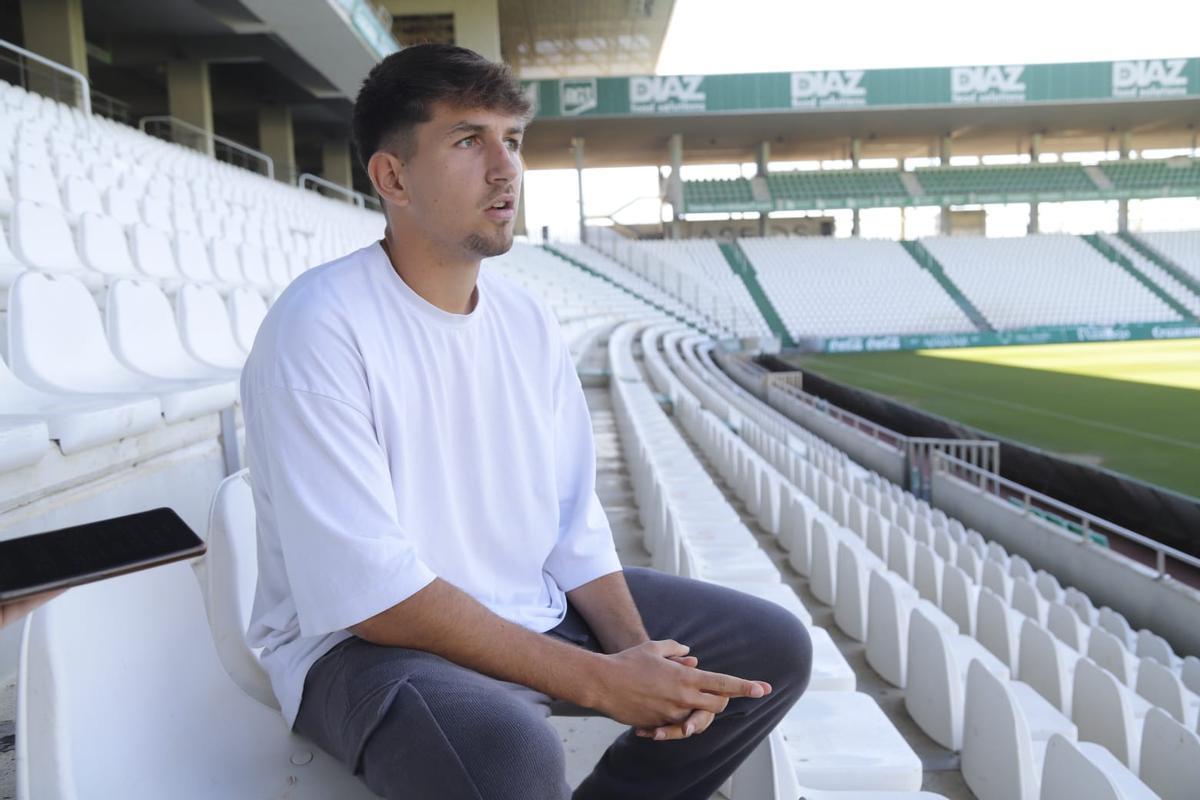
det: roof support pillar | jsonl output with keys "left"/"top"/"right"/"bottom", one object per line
{"left": 757, "top": 140, "right": 770, "bottom": 236}
{"left": 668, "top": 132, "right": 684, "bottom": 240}
{"left": 167, "top": 59, "right": 214, "bottom": 156}
{"left": 258, "top": 104, "right": 296, "bottom": 183}
{"left": 850, "top": 137, "right": 862, "bottom": 238}
{"left": 939, "top": 134, "right": 953, "bottom": 235}
{"left": 1028, "top": 132, "right": 1042, "bottom": 234}
{"left": 1118, "top": 131, "right": 1132, "bottom": 233}
{"left": 321, "top": 137, "right": 354, "bottom": 190}
{"left": 20, "top": 0, "right": 89, "bottom": 102}
{"left": 572, "top": 136, "right": 586, "bottom": 243}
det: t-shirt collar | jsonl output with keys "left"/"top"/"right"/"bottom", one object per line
{"left": 373, "top": 240, "right": 486, "bottom": 328}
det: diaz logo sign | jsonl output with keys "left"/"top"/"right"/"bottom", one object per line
{"left": 1112, "top": 59, "right": 1189, "bottom": 98}
{"left": 559, "top": 78, "right": 597, "bottom": 116}
{"left": 790, "top": 71, "right": 867, "bottom": 108}
{"left": 951, "top": 65, "right": 1027, "bottom": 104}
{"left": 629, "top": 76, "right": 706, "bottom": 113}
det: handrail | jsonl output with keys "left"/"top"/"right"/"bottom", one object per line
{"left": 933, "top": 451, "right": 1200, "bottom": 578}
{"left": 0, "top": 37, "right": 91, "bottom": 115}
{"left": 297, "top": 172, "right": 372, "bottom": 208}
{"left": 138, "top": 115, "right": 275, "bottom": 180}
{"left": 769, "top": 379, "right": 907, "bottom": 450}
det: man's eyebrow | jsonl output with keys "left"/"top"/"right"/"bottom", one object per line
{"left": 444, "top": 120, "right": 526, "bottom": 137}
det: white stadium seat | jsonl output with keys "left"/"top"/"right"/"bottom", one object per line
{"left": 8, "top": 272, "right": 236, "bottom": 422}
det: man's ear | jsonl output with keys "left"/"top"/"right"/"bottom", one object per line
{"left": 367, "top": 151, "right": 409, "bottom": 208}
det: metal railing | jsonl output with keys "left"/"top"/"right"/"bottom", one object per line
{"left": 297, "top": 173, "right": 376, "bottom": 208}
{"left": 0, "top": 38, "right": 91, "bottom": 115}
{"left": 138, "top": 115, "right": 274, "bottom": 180}
{"left": 933, "top": 451, "right": 1200, "bottom": 580}
{"left": 906, "top": 437, "right": 999, "bottom": 500}
{"left": 90, "top": 87, "right": 130, "bottom": 124}
{"left": 586, "top": 226, "right": 765, "bottom": 339}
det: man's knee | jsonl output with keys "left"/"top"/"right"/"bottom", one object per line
{"left": 743, "top": 599, "right": 814, "bottom": 699}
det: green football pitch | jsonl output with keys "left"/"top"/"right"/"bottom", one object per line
{"left": 784, "top": 339, "right": 1200, "bottom": 499}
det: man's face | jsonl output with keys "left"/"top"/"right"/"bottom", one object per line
{"left": 399, "top": 102, "right": 525, "bottom": 259}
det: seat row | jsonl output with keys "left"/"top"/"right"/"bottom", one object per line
{"left": 660, "top": 330, "right": 1196, "bottom": 798}
{"left": 617, "top": 321, "right": 948, "bottom": 799}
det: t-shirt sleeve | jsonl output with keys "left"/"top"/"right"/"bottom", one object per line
{"left": 249, "top": 384, "right": 437, "bottom": 638}
{"left": 542, "top": 328, "right": 623, "bottom": 592}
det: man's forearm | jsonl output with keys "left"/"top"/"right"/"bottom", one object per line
{"left": 349, "top": 578, "right": 606, "bottom": 708}
{"left": 565, "top": 570, "right": 650, "bottom": 654}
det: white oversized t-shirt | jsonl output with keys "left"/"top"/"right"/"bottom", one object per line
{"left": 240, "top": 242, "right": 622, "bottom": 727}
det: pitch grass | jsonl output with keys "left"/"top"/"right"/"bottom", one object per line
{"left": 784, "top": 339, "right": 1200, "bottom": 499}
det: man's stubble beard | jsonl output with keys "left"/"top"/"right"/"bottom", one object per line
{"left": 463, "top": 227, "right": 514, "bottom": 258}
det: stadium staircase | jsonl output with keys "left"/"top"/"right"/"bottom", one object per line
{"left": 716, "top": 241, "right": 795, "bottom": 346}
{"left": 1117, "top": 231, "right": 1200, "bottom": 299}
{"left": 1079, "top": 234, "right": 1197, "bottom": 321}
{"left": 540, "top": 243, "right": 701, "bottom": 332}
{"left": 1084, "top": 165, "right": 1114, "bottom": 191}
{"left": 898, "top": 240, "right": 994, "bottom": 331}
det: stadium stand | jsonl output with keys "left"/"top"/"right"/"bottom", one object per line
{"left": 911, "top": 163, "right": 1099, "bottom": 200}
{"left": 3, "top": 30, "right": 1198, "bottom": 800}
{"left": 682, "top": 158, "right": 1200, "bottom": 215}
{"left": 682, "top": 177, "right": 767, "bottom": 213}
{"left": 1101, "top": 234, "right": 1200, "bottom": 318}
{"left": 737, "top": 237, "right": 976, "bottom": 337}
{"left": 766, "top": 168, "right": 911, "bottom": 209}
{"left": 630, "top": 239, "right": 770, "bottom": 335}
{"left": 1139, "top": 230, "right": 1200, "bottom": 284}
{"left": 920, "top": 234, "right": 1182, "bottom": 329}
{"left": 1100, "top": 158, "right": 1200, "bottom": 196}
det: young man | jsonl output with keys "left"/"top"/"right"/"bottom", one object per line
{"left": 241, "top": 44, "right": 812, "bottom": 799}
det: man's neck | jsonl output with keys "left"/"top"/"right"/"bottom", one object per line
{"left": 381, "top": 229, "right": 480, "bottom": 315}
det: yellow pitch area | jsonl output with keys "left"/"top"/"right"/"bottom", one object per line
{"left": 918, "top": 339, "right": 1200, "bottom": 391}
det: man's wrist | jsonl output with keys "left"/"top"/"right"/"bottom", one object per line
{"left": 572, "top": 649, "right": 612, "bottom": 710}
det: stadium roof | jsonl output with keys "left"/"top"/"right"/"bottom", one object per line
{"left": 497, "top": 0, "right": 677, "bottom": 79}
{"left": 520, "top": 59, "right": 1200, "bottom": 168}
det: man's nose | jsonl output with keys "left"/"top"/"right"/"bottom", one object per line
{"left": 485, "top": 138, "right": 521, "bottom": 185}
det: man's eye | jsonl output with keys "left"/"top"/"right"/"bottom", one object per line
{"left": 506, "top": 138, "right": 522, "bottom": 152}
{"left": 457, "top": 136, "right": 477, "bottom": 148}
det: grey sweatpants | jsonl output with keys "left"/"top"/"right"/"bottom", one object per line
{"left": 293, "top": 567, "right": 813, "bottom": 800}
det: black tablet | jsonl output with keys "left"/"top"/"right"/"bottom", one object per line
{"left": 0, "top": 507, "right": 206, "bottom": 603}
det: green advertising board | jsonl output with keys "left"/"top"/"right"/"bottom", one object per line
{"left": 797, "top": 321, "right": 1200, "bottom": 354}
{"left": 522, "top": 58, "right": 1200, "bottom": 120}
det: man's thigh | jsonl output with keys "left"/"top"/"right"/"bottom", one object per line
{"left": 295, "top": 637, "right": 571, "bottom": 800}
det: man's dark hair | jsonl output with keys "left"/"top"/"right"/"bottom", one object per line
{"left": 352, "top": 44, "right": 532, "bottom": 169}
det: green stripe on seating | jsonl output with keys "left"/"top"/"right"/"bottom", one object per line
{"left": 1116, "top": 231, "right": 1200, "bottom": 301}
{"left": 1081, "top": 234, "right": 1196, "bottom": 322}
{"left": 716, "top": 241, "right": 795, "bottom": 347}
{"left": 899, "top": 240, "right": 994, "bottom": 332}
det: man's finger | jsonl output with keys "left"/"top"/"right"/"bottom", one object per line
{"left": 635, "top": 708, "right": 716, "bottom": 741}
{"left": 682, "top": 708, "right": 716, "bottom": 737}
{"left": 653, "top": 639, "right": 690, "bottom": 659}
{"left": 667, "top": 655, "right": 698, "bottom": 668}
{"left": 694, "top": 670, "right": 772, "bottom": 698}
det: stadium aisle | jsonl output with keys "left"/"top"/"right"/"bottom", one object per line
{"left": 635, "top": 350, "right": 977, "bottom": 799}
{"left": 549, "top": 378, "right": 650, "bottom": 790}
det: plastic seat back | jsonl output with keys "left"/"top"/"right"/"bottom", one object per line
{"left": 228, "top": 288, "right": 268, "bottom": 352}
{"left": 11, "top": 199, "right": 85, "bottom": 275}
{"left": 1139, "top": 706, "right": 1200, "bottom": 800}
{"left": 197, "top": 470, "right": 279, "bottom": 709}
{"left": 78, "top": 212, "right": 137, "bottom": 279}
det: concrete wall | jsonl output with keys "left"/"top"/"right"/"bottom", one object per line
{"left": 383, "top": 0, "right": 501, "bottom": 61}
{"left": 933, "top": 469, "right": 1200, "bottom": 659}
